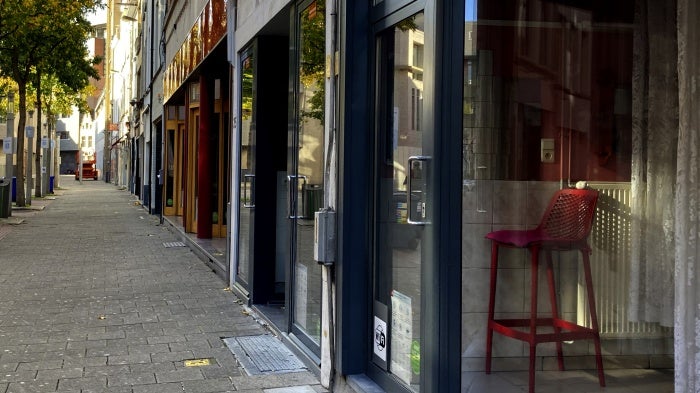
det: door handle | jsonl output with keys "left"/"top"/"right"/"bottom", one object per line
{"left": 243, "top": 174, "right": 255, "bottom": 208}
{"left": 407, "top": 155, "right": 431, "bottom": 225}
{"left": 287, "top": 174, "right": 308, "bottom": 219}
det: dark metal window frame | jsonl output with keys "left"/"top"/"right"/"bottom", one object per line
{"left": 337, "top": 0, "right": 462, "bottom": 392}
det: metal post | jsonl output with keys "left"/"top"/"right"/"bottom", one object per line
{"left": 42, "top": 118, "right": 50, "bottom": 194}
{"left": 78, "top": 127, "right": 83, "bottom": 184}
{"left": 25, "top": 110, "right": 34, "bottom": 202}
{"left": 54, "top": 132, "right": 60, "bottom": 189}
{"left": 104, "top": 130, "right": 110, "bottom": 183}
{"left": 5, "top": 92, "right": 14, "bottom": 216}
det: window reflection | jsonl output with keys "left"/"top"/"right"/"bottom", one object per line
{"left": 461, "top": 0, "right": 672, "bottom": 391}
{"left": 237, "top": 53, "right": 254, "bottom": 285}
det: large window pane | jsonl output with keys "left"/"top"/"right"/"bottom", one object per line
{"left": 461, "top": 1, "right": 673, "bottom": 391}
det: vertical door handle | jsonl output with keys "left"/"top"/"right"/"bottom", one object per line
{"left": 243, "top": 174, "right": 255, "bottom": 208}
{"left": 287, "top": 174, "right": 308, "bottom": 219}
{"left": 407, "top": 155, "right": 431, "bottom": 225}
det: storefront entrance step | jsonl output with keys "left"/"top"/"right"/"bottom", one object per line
{"left": 346, "top": 374, "right": 385, "bottom": 393}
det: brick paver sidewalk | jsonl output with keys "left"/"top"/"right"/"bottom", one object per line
{"left": 0, "top": 178, "right": 324, "bottom": 393}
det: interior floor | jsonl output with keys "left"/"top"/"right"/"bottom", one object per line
{"left": 463, "top": 368, "right": 672, "bottom": 393}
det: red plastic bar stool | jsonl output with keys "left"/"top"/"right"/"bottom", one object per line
{"left": 484, "top": 188, "right": 605, "bottom": 393}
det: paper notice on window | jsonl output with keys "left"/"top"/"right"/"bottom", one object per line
{"left": 295, "top": 264, "right": 308, "bottom": 328}
{"left": 390, "top": 289, "right": 412, "bottom": 385}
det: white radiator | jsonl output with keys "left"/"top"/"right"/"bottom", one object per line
{"left": 577, "top": 183, "right": 671, "bottom": 338}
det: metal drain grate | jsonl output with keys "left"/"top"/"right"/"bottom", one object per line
{"left": 223, "top": 335, "right": 306, "bottom": 375}
{"left": 163, "top": 241, "right": 186, "bottom": 248}
{"left": 0, "top": 226, "right": 10, "bottom": 241}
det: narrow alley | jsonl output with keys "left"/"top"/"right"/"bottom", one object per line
{"left": 0, "top": 178, "right": 325, "bottom": 393}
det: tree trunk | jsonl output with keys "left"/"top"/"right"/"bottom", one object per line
{"left": 15, "top": 82, "right": 26, "bottom": 207}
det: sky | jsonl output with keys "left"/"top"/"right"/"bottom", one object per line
{"left": 87, "top": 6, "right": 107, "bottom": 25}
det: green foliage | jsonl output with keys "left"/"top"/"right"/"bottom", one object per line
{"left": 0, "top": 0, "right": 102, "bottom": 95}
{"left": 299, "top": 0, "right": 325, "bottom": 123}
{"left": 27, "top": 74, "right": 80, "bottom": 124}
{"left": 241, "top": 56, "right": 254, "bottom": 120}
{"left": 396, "top": 17, "right": 419, "bottom": 32}
{"left": 0, "top": 0, "right": 102, "bottom": 205}
{"left": 0, "top": 76, "right": 16, "bottom": 120}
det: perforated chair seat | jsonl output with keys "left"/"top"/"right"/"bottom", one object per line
{"left": 485, "top": 188, "right": 605, "bottom": 393}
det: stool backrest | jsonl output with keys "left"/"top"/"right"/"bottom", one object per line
{"left": 537, "top": 188, "right": 599, "bottom": 242}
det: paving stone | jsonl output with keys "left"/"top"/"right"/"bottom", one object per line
{"left": 155, "top": 367, "right": 204, "bottom": 383}
{"left": 80, "top": 386, "right": 133, "bottom": 393}
{"left": 200, "top": 366, "right": 244, "bottom": 380}
{"left": 129, "top": 362, "right": 176, "bottom": 374}
{"left": 87, "top": 331, "right": 127, "bottom": 341}
{"left": 63, "top": 356, "right": 108, "bottom": 368}
{"left": 107, "top": 372, "right": 157, "bottom": 386}
{"left": 83, "top": 365, "right": 131, "bottom": 377}
{"left": 6, "top": 378, "right": 59, "bottom": 392}
{"left": 131, "top": 382, "right": 183, "bottom": 393}
{"left": 57, "top": 376, "right": 107, "bottom": 391}
{"left": 264, "top": 386, "right": 316, "bottom": 393}
{"left": 146, "top": 335, "right": 188, "bottom": 345}
{"left": 0, "top": 371, "right": 39, "bottom": 383}
{"left": 23, "top": 342, "right": 68, "bottom": 353}
{"left": 126, "top": 344, "right": 171, "bottom": 355}
{"left": 182, "top": 377, "right": 237, "bottom": 393}
{"left": 107, "top": 354, "right": 152, "bottom": 365}
{"left": 36, "top": 367, "right": 84, "bottom": 379}
{"left": 150, "top": 350, "right": 194, "bottom": 363}
{"left": 231, "top": 372, "right": 321, "bottom": 390}
{"left": 16, "top": 360, "right": 64, "bottom": 371}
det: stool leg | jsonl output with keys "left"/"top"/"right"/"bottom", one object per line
{"left": 528, "top": 246, "right": 540, "bottom": 393}
{"left": 485, "top": 241, "right": 499, "bottom": 374}
{"left": 582, "top": 250, "right": 606, "bottom": 387}
{"left": 545, "top": 250, "right": 565, "bottom": 371}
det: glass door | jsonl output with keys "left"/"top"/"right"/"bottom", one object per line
{"left": 164, "top": 106, "right": 185, "bottom": 217}
{"left": 176, "top": 121, "right": 185, "bottom": 216}
{"left": 210, "top": 87, "right": 228, "bottom": 238}
{"left": 372, "top": 11, "right": 429, "bottom": 392}
{"left": 288, "top": 0, "right": 326, "bottom": 351}
{"left": 186, "top": 107, "right": 199, "bottom": 233}
{"left": 237, "top": 49, "right": 255, "bottom": 290}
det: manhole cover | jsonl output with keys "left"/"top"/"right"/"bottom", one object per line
{"left": 223, "top": 335, "right": 306, "bottom": 375}
{"left": 163, "top": 241, "right": 186, "bottom": 248}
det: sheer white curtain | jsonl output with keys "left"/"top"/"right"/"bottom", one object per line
{"left": 674, "top": 0, "right": 700, "bottom": 391}
{"left": 629, "top": 0, "right": 678, "bottom": 327}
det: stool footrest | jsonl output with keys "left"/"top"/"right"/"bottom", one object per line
{"left": 489, "top": 318, "right": 600, "bottom": 345}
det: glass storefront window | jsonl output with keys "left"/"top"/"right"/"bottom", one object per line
{"left": 461, "top": 1, "right": 673, "bottom": 391}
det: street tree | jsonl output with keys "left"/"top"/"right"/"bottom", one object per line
{"left": 0, "top": 0, "right": 101, "bottom": 205}
{"left": 30, "top": 23, "right": 101, "bottom": 196}
{"left": 28, "top": 75, "right": 91, "bottom": 194}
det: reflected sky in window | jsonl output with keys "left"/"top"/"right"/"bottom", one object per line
{"left": 465, "top": 0, "right": 477, "bottom": 21}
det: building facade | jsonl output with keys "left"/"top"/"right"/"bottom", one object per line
{"left": 120, "top": 0, "right": 699, "bottom": 391}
